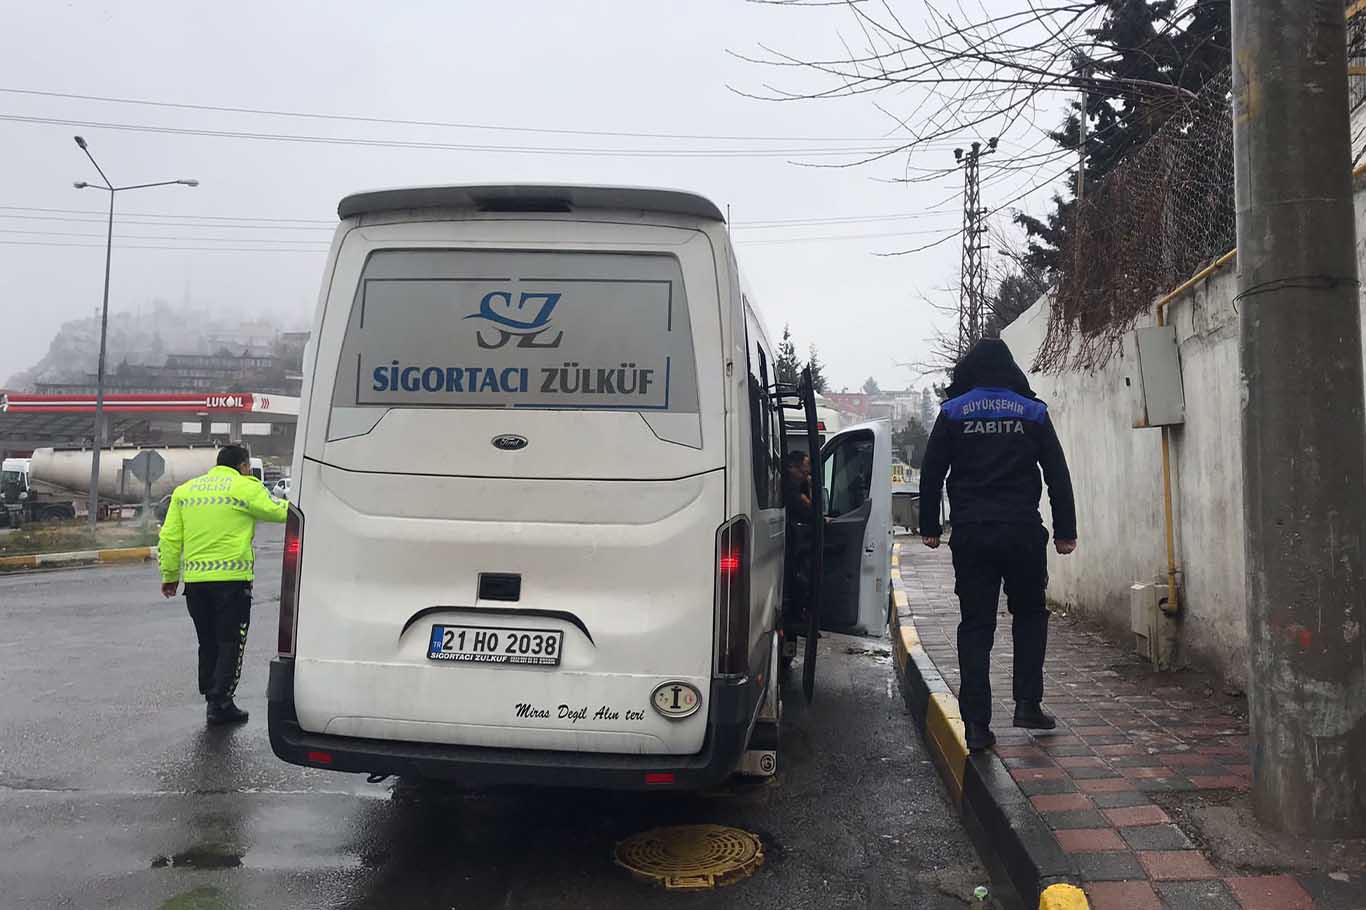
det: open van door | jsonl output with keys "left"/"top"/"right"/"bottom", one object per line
{"left": 818, "top": 420, "right": 893, "bottom": 637}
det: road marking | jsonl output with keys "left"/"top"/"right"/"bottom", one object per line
{"left": 926, "top": 692, "right": 967, "bottom": 802}
{"left": 1039, "top": 883, "right": 1089, "bottom": 909}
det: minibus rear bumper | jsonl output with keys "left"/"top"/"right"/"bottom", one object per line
{"left": 266, "top": 658, "right": 757, "bottom": 790}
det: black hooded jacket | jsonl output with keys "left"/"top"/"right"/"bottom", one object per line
{"left": 918, "top": 339, "right": 1076, "bottom": 539}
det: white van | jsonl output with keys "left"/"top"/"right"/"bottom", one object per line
{"left": 782, "top": 396, "right": 843, "bottom": 456}
{"left": 268, "top": 184, "right": 889, "bottom": 789}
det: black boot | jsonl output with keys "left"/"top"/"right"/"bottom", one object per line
{"left": 207, "top": 700, "right": 249, "bottom": 725}
{"left": 965, "top": 722, "right": 996, "bottom": 753}
{"left": 1013, "top": 702, "right": 1057, "bottom": 730}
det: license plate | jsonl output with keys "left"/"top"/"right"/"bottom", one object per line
{"left": 427, "top": 624, "right": 563, "bottom": 666}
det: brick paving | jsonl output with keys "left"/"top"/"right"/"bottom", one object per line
{"left": 900, "top": 541, "right": 1366, "bottom": 910}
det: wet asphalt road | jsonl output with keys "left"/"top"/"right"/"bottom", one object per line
{"left": 0, "top": 524, "right": 994, "bottom": 909}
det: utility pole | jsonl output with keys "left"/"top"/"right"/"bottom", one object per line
{"left": 71, "top": 136, "right": 197, "bottom": 531}
{"left": 954, "top": 138, "right": 996, "bottom": 353}
{"left": 1232, "top": 0, "right": 1366, "bottom": 836}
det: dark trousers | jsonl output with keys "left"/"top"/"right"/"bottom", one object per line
{"left": 950, "top": 523, "right": 1050, "bottom": 726}
{"left": 783, "top": 520, "right": 814, "bottom": 623}
{"left": 185, "top": 581, "right": 252, "bottom": 707}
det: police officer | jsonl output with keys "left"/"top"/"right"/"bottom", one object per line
{"left": 158, "top": 445, "right": 287, "bottom": 725}
{"left": 918, "top": 339, "right": 1077, "bottom": 753}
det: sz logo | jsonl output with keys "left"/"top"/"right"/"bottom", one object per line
{"left": 465, "top": 291, "right": 564, "bottom": 349}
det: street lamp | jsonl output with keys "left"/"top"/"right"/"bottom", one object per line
{"left": 72, "top": 135, "right": 197, "bottom": 531}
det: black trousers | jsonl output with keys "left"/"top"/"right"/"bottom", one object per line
{"left": 949, "top": 523, "right": 1050, "bottom": 726}
{"left": 783, "top": 520, "right": 814, "bottom": 623}
{"left": 185, "top": 581, "right": 252, "bottom": 706}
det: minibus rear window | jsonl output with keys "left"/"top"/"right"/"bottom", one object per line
{"left": 331, "top": 249, "right": 700, "bottom": 413}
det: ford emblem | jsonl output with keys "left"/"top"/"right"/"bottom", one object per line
{"left": 491, "top": 434, "right": 528, "bottom": 451}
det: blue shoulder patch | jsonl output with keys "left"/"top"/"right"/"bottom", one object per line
{"left": 942, "top": 387, "right": 1047, "bottom": 423}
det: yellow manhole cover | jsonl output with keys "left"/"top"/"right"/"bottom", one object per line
{"left": 614, "top": 824, "right": 764, "bottom": 891}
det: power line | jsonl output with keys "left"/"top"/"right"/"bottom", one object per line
{"left": 734, "top": 227, "right": 957, "bottom": 246}
{"left": 0, "top": 239, "right": 329, "bottom": 253}
{"left": 0, "top": 203, "right": 961, "bottom": 232}
{"left": 0, "top": 113, "right": 966, "bottom": 159}
{"left": 0, "top": 204, "right": 333, "bottom": 225}
{"left": 0, "top": 212, "right": 334, "bottom": 231}
{"left": 0, "top": 86, "right": 915, "bottom": 144}
{"left": 0, "top": 225, "right": 955, "bottom": 251}
{"left": 0, "top": 227, "right": 330, "bottom": 245}
{"left": 731, "top": 211, "right": 959, "bottom": 229}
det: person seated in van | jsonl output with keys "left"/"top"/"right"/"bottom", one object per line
{"left": 782, "top": 451, "right": 815, "bottom": 622}
{"left": 782, "top": 451, "right": 814, "bottom": 521}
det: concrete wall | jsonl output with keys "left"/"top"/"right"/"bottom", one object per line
{"left": 999, "top": 244, "right": 1349, "bottom": 683}
{"left": 1001, "top": 189, "right": 1366, "bottom": 685}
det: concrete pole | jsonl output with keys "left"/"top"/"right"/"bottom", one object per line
{"left": 87, "top": 188, "right": 114, "bottom": 532}
{"left": 1232, "top": 0, "right": 1366, "bottom": 836}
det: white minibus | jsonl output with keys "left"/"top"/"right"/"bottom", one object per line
{"left": 268, "top": 184, "right": 889, "bottom": 789}
{"left": 781, "top": 395, "right": 843, "bottom": 456}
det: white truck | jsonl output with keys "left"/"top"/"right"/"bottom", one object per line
{"left": 1, "top": 448, "right": 264, "bottom": 526}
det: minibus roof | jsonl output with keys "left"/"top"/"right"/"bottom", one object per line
{"left": 337, "top": 184, "right": 726, "bottom": 223}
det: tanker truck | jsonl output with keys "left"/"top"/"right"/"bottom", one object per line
{"left": 2, "top": 447, "right": 263, "bottom": 526}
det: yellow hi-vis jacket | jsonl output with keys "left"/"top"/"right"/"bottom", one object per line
{"left": 158, "top": 465, "right": 288, "bottom": 584}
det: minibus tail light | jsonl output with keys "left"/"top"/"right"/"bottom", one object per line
{"left": 278, "top": 504, "right": 303, "bottom": 657}
{"left": 715, "top": 517, "right": 751, "bottom": 676}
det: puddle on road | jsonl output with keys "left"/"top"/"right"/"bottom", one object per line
{"left": 0, "top": 773, "right": 78, "bottom": 792}
{"left": 158, "top": 886, "right": 223, "bottom": 910}
{"left": 151, "top": 844, "right": 243, "bottom": 869}
{"left": 845, "top": 646, "right": 893, "bottom": 664}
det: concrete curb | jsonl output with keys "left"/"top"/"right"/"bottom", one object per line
{"left": 0, "top": 545, "right": 156, "bottom": 573}
{"left": 889, "top": 547, "right": 1089, "bottom": 910}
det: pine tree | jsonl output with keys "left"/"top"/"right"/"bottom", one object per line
{"left": 806, "top": 344, "right": 829, "bottom": 393}
{"left": 1016, "top": 0, "right": 1230, "bottom": 273}
{"left": 919, "top": 387, "right": 935, "bottom": 429}
{"left": 892, "top": 417, "right": 932, "bottom": 468}
{"left": 862, "top": 376, "right": 881, "bottom": 395}
{"left": 775, "top": 324, "right": 801, "bottom": 386}
{"left": 985, "top": 264, "right": 1049, "bottom": 336}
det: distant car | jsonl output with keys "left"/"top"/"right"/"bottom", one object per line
{"left": 271, "top": 477, "right": 291, "bottom": 501}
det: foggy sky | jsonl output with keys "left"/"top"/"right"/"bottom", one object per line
{"left": 0, "top": 0, "right": 1062, "bottom": 393}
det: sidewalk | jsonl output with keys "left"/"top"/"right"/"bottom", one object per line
{"left": 898, "top": 540, "right": 1366, "bottom": 910}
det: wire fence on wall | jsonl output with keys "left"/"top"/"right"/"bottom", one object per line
{"left": 1036, "top": 3, "right": 1366, "bottom": 373}
{"left": 1033, "top": 67, "right": 1235, "bottom": 373}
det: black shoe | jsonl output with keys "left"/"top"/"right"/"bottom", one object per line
{"left": 207, "top": 701, "right": 249, "bottom": 725}
{"left": 1013, "top": 702, "right": 1057, "bottom": 730}
{"left": 965, "top": 722, "right": 996, "bottom": 753}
